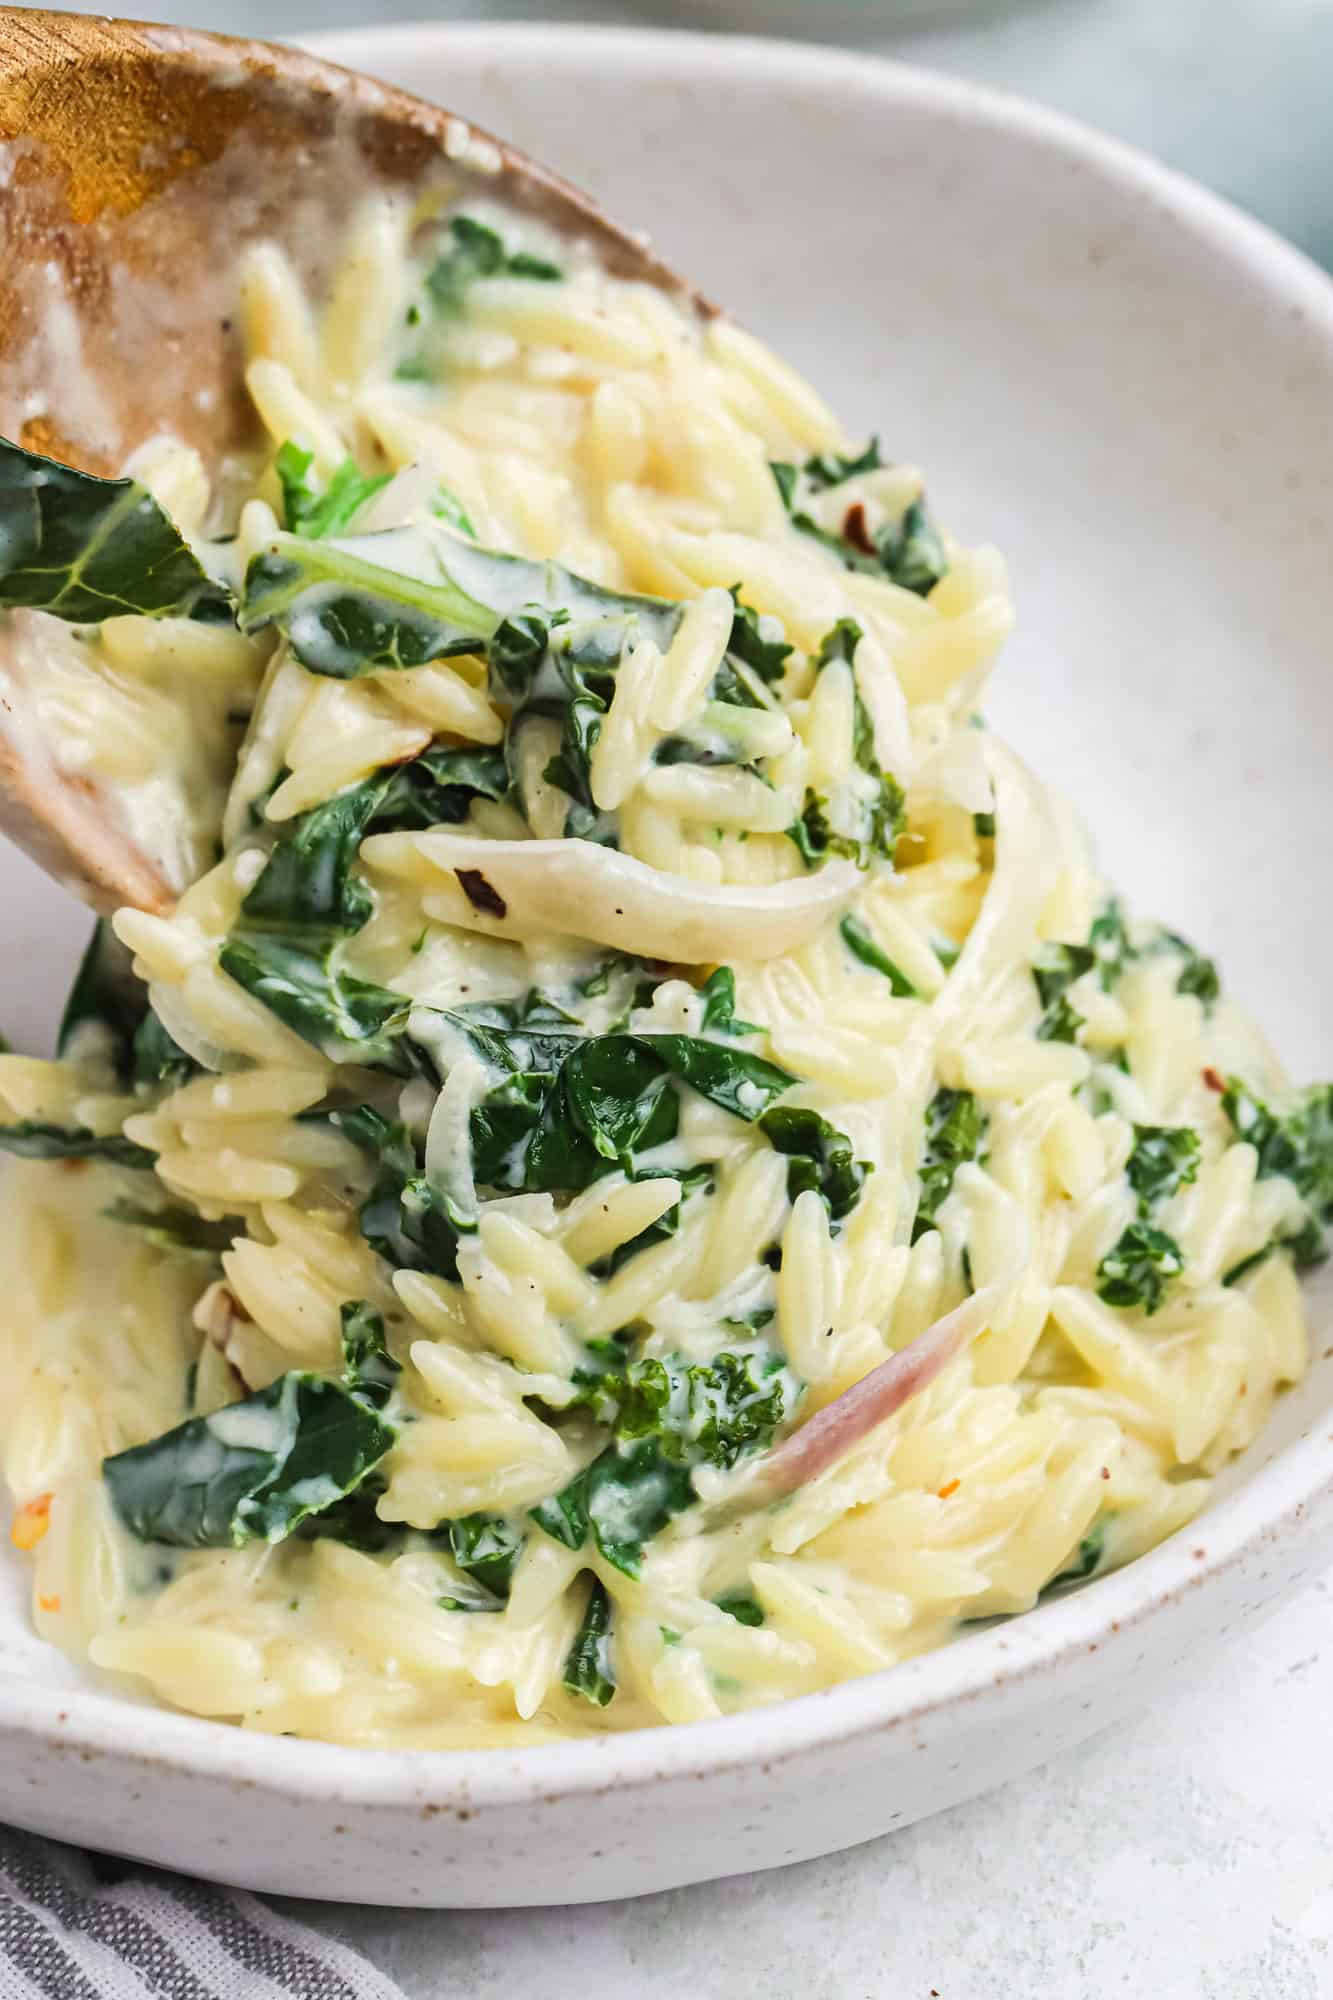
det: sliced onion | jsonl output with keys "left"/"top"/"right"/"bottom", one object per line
{"left": 361, "top": 831, "right": 860, "bottom": 965}
{"left": 415, "top": 1013, "right": 489, "bottom": 1225}
{"left": 144, "top": 980, "right": 241, "bottom": 1076}
{"left": 931, "top": 740, "right": 1059, "bottom": 1029}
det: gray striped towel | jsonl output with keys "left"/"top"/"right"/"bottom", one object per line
{"left": 0, "top": 1827, "right": 406, "bottom": 1999}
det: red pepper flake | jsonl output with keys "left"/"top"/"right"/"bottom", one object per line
{"left": 937, "top": 1478, "right": 960, "bottom": 1500}
{"left": 37, "top": 1594, "right": 60, "bottom": 1614}
{"left": 456, "top": 868, "right": 507, "bottom": 918}
{"left": 11, "top": 1493, "right": 53, "bottom": 1550}
{"left": 842, "top": 501, "right": 876, "bottom": 556}
{"left": 1100, "top": 1464, "right": 1111, "bottom": 1479}
{"left": 1202, "top": 1066, "right": 1225, "bottom": 1093}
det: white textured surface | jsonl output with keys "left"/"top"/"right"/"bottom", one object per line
{"left": 283, "top": 1577, "right": 1333, "bottom": 1994}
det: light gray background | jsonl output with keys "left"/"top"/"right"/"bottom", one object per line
{"left": 26, "top": 1, "right": 1333, "bottom": 1992}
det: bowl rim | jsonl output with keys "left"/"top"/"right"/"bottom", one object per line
{"left": 5, "top": 17, "right": 1333, "bottom": 1815}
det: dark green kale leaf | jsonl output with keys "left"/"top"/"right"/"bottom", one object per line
{"left": 339, "top": 1299, "right": 401, "bottom": 1409}
{"left": 1087, "top": 899, "right": 1135, "bottom": 991}
{"left": 563, "top": 1577, "right": 617, "bottom": 1706}
{"left": 241, "top": 523, "right": 684, "bottom": 847}
{"left": 532, "top": 1346, "right": 800, "bottom": 1575}
{"left": 328, "top": 1104, "right": 476, "bottom": 1282}
{"left": 242, "top": 523, "right": 680, "bottom": 696}
{"left": 913, "top": 1088, "right": 988, "bottom": 1242}
{"left": 1039, "top": 1519, "right": 1109, "bottom": 1598}
{"left": 770, "top": 440, "right": 948, "bottom": 596}
{"left": 224, "top": 742, "right": 509, "bottom": 1064}
{"left": 1155, "top": 928, "right": 1220, "bottom": 1008}
{"left": 294, "top": 1472, "right": 396, "bottom": 1554}
{"left": 395, "top": 217, "right": 562, "bottom": 378}
{"left": 275, "top": 441, "right": 391, "bottom": 540}
{"left": 786, "top": 620, "right": 906, "bottom": 872}
{"left": 218, "top": 935, "right": 411, "bottom": 1069}
{"left": 383, "top": 745, "right": 509, "bottom": 828}
{"left": 240, "top": 532, "right": 496, "bottom": 676}
{"left": 424, "top": 214, "right": 562, "bottom": 316}
{"left": 685, "top": 1349, "right": 801, "bottom": 1467}
{"left": 5, "top": 923, "right": 197, "bottom": 1164}
{"left": 1032, "top": 943, "right": 1095, "bottom": 1013}
{"left": 239, "top": 781, "right": 386, "bottom": 938}
{"left": 876, "top": 500, "right": 950, "bottom": 598}
{"left": 131, "top": 1009, "right": 198, "bottom": 1091}
{"left": 839, "top": 913, "right": 916, "bottom": 996}
{"left": 787, "top": 791, "right": 843, "bottom": 868}
{"left": 56, "top": 921, "right": 199, "bottom": 1098}
{"left": 1096, "top": 1220, "right": 1184, "bottom": 1315}
{"left": 488, "top": 610, "right": 555, "bottom": 697}
{"left": 1036, "top": 995, "right": 1085, "bottom": 1046}
{"left": 714, "top": 1588, "right": 765, "bottom": 1627}
{"left": 553, "top": 1036, "right": 680, "bottom": 1175}
{"left": 793, "top": 440, "right": 884, "bottom": 489}
{"left": 453, "top": 996, "right": 794, "bottom": 1198}
{"left": 103, "top": 1198, "right": 241, "bottom": 1255}
{"left": 531, "top": 1437, "right": 695, "bottom": 1577}
{"left": 691, "top": 598, "right": 791, "bottom": 735}
{"left": 759, "top": 1104, "right": 870, "bottom": 1223}
{"left": 0, "top": 436, "right": 227, "bottom": 621}
{"left": 1125, "top": 1125, "right": 1201, "bottom": 1214}
{"left": 1032, "top": 941, "right": 1094, "bottom": 1043}
{"left": 445, "top": 1512, "right": 525, "bottom": 1603}
{"left": 723, "top": 591, "right": 792, "bottom": 687}
{"left": 0, "top": 1123, "right": 156, "bottom": 1169}
{"left": 631, "top": 1033, "right": 794, "bottom": 1123}
{"left": 237, "top": 748, "right": 507, "bottom": 939}
{"left": 1222, "top": 1078, "right": 1333, "bottom": 1268}
{"left": 103, "top": 1371, "right": 396, "bottom": 1549}
{"left": 57, "top": 921, "right": 145, "bottom": 1078}
{"left": 696, "top": 965, "right": 762, "bottom": 1038}
{"left": 1095, "top": 1127, "right": 1200, "bottom": 1314}
{"left": 537, "top": 651, "right": 616, "bottom": 824}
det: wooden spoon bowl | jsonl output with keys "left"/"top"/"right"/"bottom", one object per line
{"left": 0, "top": 9, "right": 700, "bottom": 913}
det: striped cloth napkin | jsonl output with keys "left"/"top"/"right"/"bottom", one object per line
{"left": 0, "top": 1828, "right": 406, "bottom": 2000}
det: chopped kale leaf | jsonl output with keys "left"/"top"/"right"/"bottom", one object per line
{"left": 839, "top": 914, "right": 917, "bottom": 996}
{"left": 1125, "top": 1125, "right": 1201, "bottom": 1215}
{"left": 914, "top": 1088, "right": 988, "bottom": 1243}
{"left": 1096, "top": 1220, "right": 1184, "bottom": 1315}
{"left": 770, "top": 439, "right": 948, "bottom": 596}
{"left": 275, "top": 441, "right": 391, "bottom": 540}
{"left": 103, "top": 1199, "right": 241, "bottom": 1255}
{"left": 759, "top": 1103, "right": 870, "bottom": 1223}
{"left": 0, "top": 436, "right": 227, "bottom": 621}
{"left": 103, "top": 1371, "right": 395, "bottom": 1549}
{"left": 562, "top": 1577, "right": 617, "bottom": 1706}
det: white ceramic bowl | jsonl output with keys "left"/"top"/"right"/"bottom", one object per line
{"left": 2, "top": 24, "right": 1331, "bottom": 1907}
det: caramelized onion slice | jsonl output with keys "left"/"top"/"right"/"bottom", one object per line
{"left": 361, "top": 831, "right": 859, "bottom": 965}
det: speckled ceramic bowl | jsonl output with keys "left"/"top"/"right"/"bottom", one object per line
{"left": 2, "top": 24, "right": 1331, "bottom": 1907}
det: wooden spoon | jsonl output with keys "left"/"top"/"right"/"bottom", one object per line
{"left": 0, "top": 9, "right": 704, "bottom": 915}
